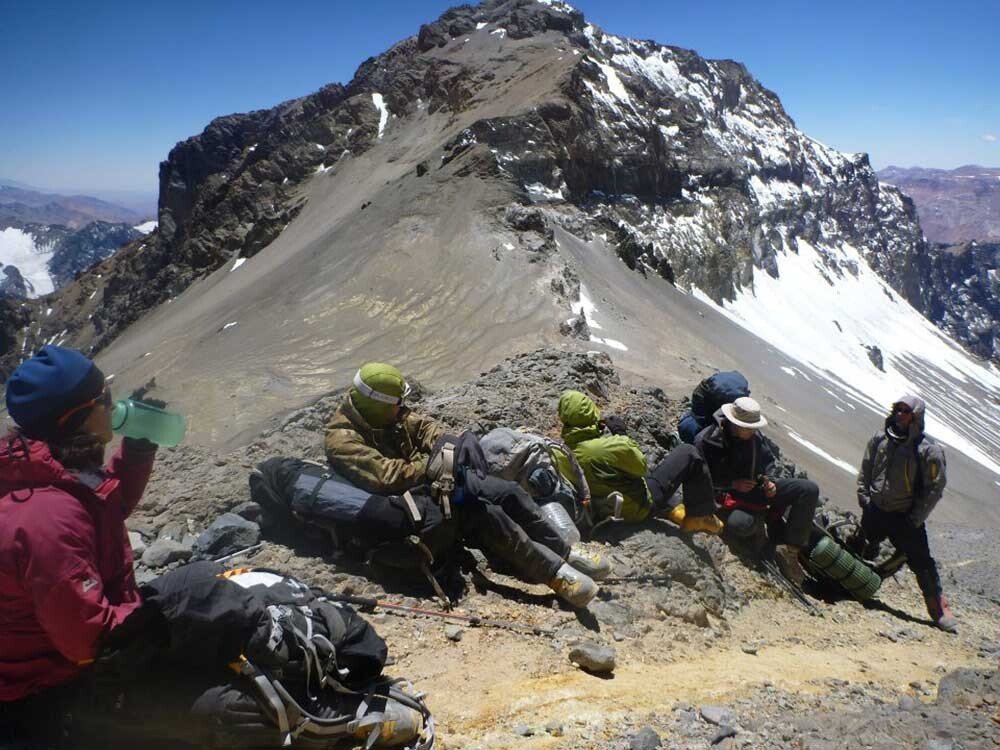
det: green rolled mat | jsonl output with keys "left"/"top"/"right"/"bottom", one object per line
{"left": 807, "top": 535, "right": 882, "bottom": 602}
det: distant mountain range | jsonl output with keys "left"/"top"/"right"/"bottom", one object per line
{"left": 0, "top": 180, "right": 148, "bottom": 229}
{"left": 877, "top": 165, "right": 1000, "bottom": 244}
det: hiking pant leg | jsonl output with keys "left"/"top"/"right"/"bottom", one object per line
{"left": 876, "top": 510, "right": 941, "bottom": 595}
{"left": 645, "top": 444, "right": 716, "bottom": 517}
{"left": 458, "top": 499, "right": 565, "bottom": 584}
{"left": 494, "top": 482, "right": 572, "bottom": 560}
{"left": 772, "top": 478, "right": 819, "bottom": 547}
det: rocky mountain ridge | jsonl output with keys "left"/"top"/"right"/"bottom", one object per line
{"left": 0, "top": 0, "right": 955, "bottom": 377}
{"left": 0, "top": 182, "right": 144, "bottom": 229}
{"left": 878, "top": 165, "right": 1000, "bottom": 244}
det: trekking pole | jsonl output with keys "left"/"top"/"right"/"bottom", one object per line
{"left": 331, "top": 594, "right": 554, "bottom": 637}
{"left": 760, "top": 559, "right": 822, "bottom": 617}
{"left": 214, "top": 543, "right": 265, "bottom": 564}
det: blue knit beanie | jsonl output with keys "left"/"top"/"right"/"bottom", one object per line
{"left": 5, "top": 346, "right": 106, "bottom": 440}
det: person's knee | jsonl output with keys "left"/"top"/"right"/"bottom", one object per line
{"left": 725, "top": 511, "right": 758, "bottom": 537}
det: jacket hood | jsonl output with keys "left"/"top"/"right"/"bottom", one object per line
{"left": 558, "top": 390, "right": 602, "bottom": 446}
{"left": 0, "top": 433, "right": 77, "bottom": 496}
{"left": 883, "top": 395, "right": 926, "bottom": 444}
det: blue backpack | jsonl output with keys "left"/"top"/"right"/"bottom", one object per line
{"left": 678, "top": 371, "right": 750, "bottom": 444}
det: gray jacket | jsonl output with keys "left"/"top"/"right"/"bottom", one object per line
{"left": 856, "top": 397, "right": 946, "bottom": 525}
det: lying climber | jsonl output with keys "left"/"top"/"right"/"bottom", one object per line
{"left": 694, "top": 397, "right": 819, "bottom": 580}
{"left": 855, "top": 395, "right": 956, "bottom": 632}
{"left": 554, "top": 390, "right": 723, "bottom": 533}
{"left": 324, "top": 363, "right": 609, "bottom": 608}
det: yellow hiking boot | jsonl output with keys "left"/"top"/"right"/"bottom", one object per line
{"left": 549, "top": 563, "right": 599, "bottom": 608}
{"left": 680, "top": 514, "right": 724, "bottom": 535}
{"left": 665, "top": 503, "right": 686, "bottom": 525}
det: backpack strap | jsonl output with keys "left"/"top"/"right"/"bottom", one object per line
{"left": 429, "top": 443, "right": 456, "bottom": 519}
{"left": 402, "top": 491, "right": 423, "bottom": 524}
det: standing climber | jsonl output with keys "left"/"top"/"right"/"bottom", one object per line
{"left": 695, "top": 397, "right": 819, "bottom": 579}
{"left": 325, "top": 363, "right": 608, "bottom": 608}
{"left": 554, "top": 390, "right": 723, "bottom": 533}
{"left": 855, "top": 395, "right": 955, "bottom": 632}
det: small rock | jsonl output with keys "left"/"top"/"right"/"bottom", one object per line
{"left": 127, "top": 531, "right": 147, "bottom": 557}
{"left": 232, "top": 501, "right": 262, "bottom": 522}
{"left": 740, "top": 644, "right": 757, "bottom": 656}
{"left": 711, "top": 725, "right": 737, "bottom": 745}
{"left": 898, "top": 695, "right": 917, "bottom": 711}
{"left": 628, "top": 726, "right": 662, "bottom": 749}
{"left": 544, "top": 721, "right": 564, "bottom": 737}
{"left": 193, "top": 513, "right": 260, "bottom": 557}
{"left": 513, "top": 724, "right": 533, "bottom": 737}
{"left": 700, "top": 706, "right": 735, "bottom": 726}
{"left": 926, "top": 742, "right": 954, "bottom": 750}
{"left": 444, "top": 625, "right": 463, "bottom": 642}
{"left": 141, "top": 538, "right": 193, "bottom": 568}
{"left": 568, "top": 642, "right": 616, "bottom": 674}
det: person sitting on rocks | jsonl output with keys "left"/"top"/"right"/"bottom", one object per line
{"left": 0, "top": 346, "right": 158, "bottom": 746}
{"left": 325, "top": 363, "right": 608, "bottom": 608}
{"left": 694, "top": 397, "right": 819, "bottom": 579}
{"left": 554, "top": 390, "right": 723, "bottom": 533}
{"left": 854, "top": 395, "right": 955, "bottom": 632}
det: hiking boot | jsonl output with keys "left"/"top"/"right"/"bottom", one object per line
{"left": 549, "top": 563, "right": 598, "bottom": 608}
{"left": 351, "top": 695, "right": 425, "bottom": 748}
{"left": 567, "top": 545, "right": 612, "bottom": 580}
{"left": 774, "top": 544, "right": 806, "bottom": 585}
{"left": 680, "top": 513, "right": 724, "bottom": 535}
{"left": 925, "top": 594, "right": 958, "bottom": 633}
{"left": 665, "top": 503, "right": 686, "bottom": 525}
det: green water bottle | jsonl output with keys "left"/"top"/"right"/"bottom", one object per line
{"left": 111, "top": 399, "right": 187, "bottom": 447}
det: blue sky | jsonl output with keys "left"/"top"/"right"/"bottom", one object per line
{"left": 1, "top": 0, "right": 996, "bottom": 197}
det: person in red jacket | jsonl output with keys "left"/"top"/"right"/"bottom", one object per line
{"left": 0, "top": 346, "right": 156, "bottom": 743}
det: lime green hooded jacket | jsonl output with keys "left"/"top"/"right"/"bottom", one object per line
{"left": 324, "top": 363, "right": 445, "bottom": 495}
{"left": 554, "top": 390, "right": 651, "bottom": 522}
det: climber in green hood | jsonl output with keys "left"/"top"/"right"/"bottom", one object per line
{"left": 555, "top": 390, "right": 722, "bottom": 533}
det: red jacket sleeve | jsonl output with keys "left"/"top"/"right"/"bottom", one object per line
{"left": 20, "top": 494, "right": 140, "bottom": 663}
{"left": 105, "top": 441, "right": 156, "bottom": 518}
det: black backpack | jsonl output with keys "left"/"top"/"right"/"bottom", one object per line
{"left": 679, "top": 371, "right": 751, "bottom": 444}
{"left": 249, "top": 458, "right": 459, "bottom": 597}
{"left": 110, "top": 562, "right": 434, "bottom": 749}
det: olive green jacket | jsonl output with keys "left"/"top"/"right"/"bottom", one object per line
{"left": 324, "top": 395, "right": 446, "bottom": 495}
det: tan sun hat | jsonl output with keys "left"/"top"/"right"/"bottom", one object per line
{"left": 721, "top": 397, "right": 768, "bottom": 429}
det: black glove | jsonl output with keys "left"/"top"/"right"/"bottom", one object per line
{"left": 601, "top": 415, "right": 629, "bottom": 436}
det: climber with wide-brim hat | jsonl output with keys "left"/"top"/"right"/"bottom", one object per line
{"left": 695, "top": 397, "right": 820, "bottom": 581}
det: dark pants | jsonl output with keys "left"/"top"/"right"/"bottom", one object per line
{"left": 460, "top": 472, "right": 569, "bottom": 584}
{"left": 645, "top": 444, "right": 716, "bottom": 518}
{"left": 722, "top": 478, "right": 819, "bottom": 548}
{"left": 861, "top": 503, "right": 942, "bottom": 599}
{"left": 0, "top": 671, "right": 279, "bottom": 750}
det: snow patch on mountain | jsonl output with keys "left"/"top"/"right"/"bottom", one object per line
{"left": 692, "top": 238, "right": 1000, "bottom": 477}
{"left": 371, "top": 93, "right": 389, "bottom": 139}
{"left": 0, "top": 227, "right": 54, "bottom": 296}
{"left": 133, "top": 220, "right": 157, "bottom": 234}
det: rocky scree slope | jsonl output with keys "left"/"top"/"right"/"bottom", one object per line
{"left": 0, "top": 0, "right": 968, "bottom": 378}
{"left": 122, "top": 349, "right": 999, "bottom": 749}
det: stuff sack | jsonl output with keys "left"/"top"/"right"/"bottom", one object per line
{"left": 249, "top": 458, "right": 458, "bottom": 586}
{"left": 679, "top": 371, "right": 751, "bottom": 444}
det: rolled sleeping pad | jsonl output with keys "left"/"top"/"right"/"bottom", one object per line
{"left": 806, "top": 535, "right": 882, "bottom": 601}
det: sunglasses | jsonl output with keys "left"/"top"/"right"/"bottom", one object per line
{"left": 56, "top": 385, "right": 112, "bottom": 427}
